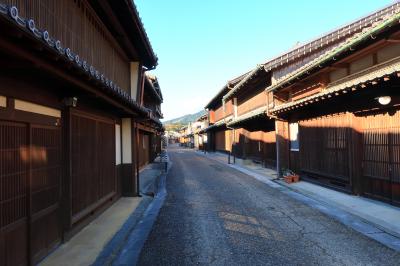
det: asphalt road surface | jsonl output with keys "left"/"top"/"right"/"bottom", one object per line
{"left": 138, "top": 146, "right": 400, "bottom": 266}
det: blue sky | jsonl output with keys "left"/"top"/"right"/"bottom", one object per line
{"left": 135, "top": 0, "right": 395, "bottom": 121}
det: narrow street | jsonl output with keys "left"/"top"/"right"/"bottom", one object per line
{"left": 138, "top": 146, "right": 400, "bottom": 266}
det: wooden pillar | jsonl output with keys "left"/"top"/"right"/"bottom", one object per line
{"left": 350, "top": 114, "right": 363, "bottom": 195}
{"left": 120, "top": 118, "right": 138, "bottom": 196}
{"left": 61, "top": 107, "right": 72, "bottom": 239}
{"left": 275, "top": 120, "right": 289, "bottom": 177}
{"left": 134, "top": 122, "right": 140, "bottom": 196}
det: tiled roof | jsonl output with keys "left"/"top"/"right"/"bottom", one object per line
{"left": 263, "top": 2, "right": 400, "bottom": 72}
{"left": 223, "top": 2, "right": 400, "bottom": 101}
{"left": 227, "top": 106, "right": 268, "bottom": 127}
{"left": 149, "top": 115, "right": 164, "bottom": 129}
{"left": 267, "top": 10, "right": 400, "bottom": 93}
{"left": 203, "top": 119, "right": 226, "bottom": 132}
{"left": 0, "top": 3, "right": 149, "bottom": 115}
{"left": 272, "top": 56, "right": 400, "bottom": 114}
{"left": 223, "top": 65, "right": 264, "bottom": 101}
{"left": 205, "top": 71, "right": 250, "bottom": 109}
{"left": 145, "top": 75, "right": 163, "bottom": 103}
{"left": 129, "top": 1, "right": 158, "bottom": 67}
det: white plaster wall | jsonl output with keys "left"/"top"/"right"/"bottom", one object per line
{"left": 14, "top": 99, "right": 61, "bottom": 117}
{"left": 115, "top": 124, "right": 121, "bottom": 165}
{"left": 0, "top": 95, "right": 6, "bottom": 107}
{"left": 122, "top": 118, "right": 132, "bottom": 164}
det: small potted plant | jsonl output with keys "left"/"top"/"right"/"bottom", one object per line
{"left": 282, "top": 168, "right": 300, "bottom": 184}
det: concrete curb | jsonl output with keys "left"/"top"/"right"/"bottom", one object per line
{"left": 111, "top": 172, "right": 168, "bottom": 265}
{"left": 276, "top": 180, "right": 400, "bottom": 240}
{"left": 109, "top": 153, "right": 170, "bottom": 266}
{"left": 197, "top": 151, "right": 400, "bottom": 252}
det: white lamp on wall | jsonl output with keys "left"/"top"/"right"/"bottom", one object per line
{"left": 375, "top": 96, "right": 391, "bottom": 105}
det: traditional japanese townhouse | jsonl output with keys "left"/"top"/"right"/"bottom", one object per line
{"left": 0, "top": 1, "right": 158, "bottom": 265}
{"left": 268, "top": 5, "right": 400, "bottom": 206}
{"left": 193, "top": 114, "right": 208, "bottom": 151}
{"left": 222, "top": 66, "right": 276, "bottom": 168}
{"left": 178, "top": 126, "right": 188, "bottom": 146}
{"left": 220, "top": 2, "right": 400, "bottom": 178}
{"left": 137, "top": 74, "right": 164, "bottom": 169}
{"left": 204, "top": 75, "right": 245, "bottom": 153}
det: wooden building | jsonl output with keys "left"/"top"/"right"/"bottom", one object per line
{"left": 137, "top": 74, "right": 164, "bottom": 169}
{"left": 203, "top": 2, "right": 400, "bottom": 207}
{"left": 268, "top": 8, "right": 400, "bottom": 206}
{"left": 204, "top": 76, "right": 244, "bottom": 154}
{"left": 204, "top": 71, "right": 276, "bottom": 168}
{"left": 0, "top": 1, "right": 160, "bottom": 265}
{"left": 178, "top": 126, "right": 189, "bottom": 146}
{"left": 193, "top": 114, "right": 208, "bottom": 150}
{"left": 222, "top": 67, "right": 276, "bottom": 168}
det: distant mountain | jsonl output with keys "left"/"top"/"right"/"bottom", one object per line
{"left": 163, "top": 110, "right": 206, "bottom": 127}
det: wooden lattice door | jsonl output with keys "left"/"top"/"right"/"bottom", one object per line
{"left": 0, "top": 121, "right": 29, "bottom": 266}
{"left": 30, "top": 124, "right": 62, "bottom": 263}
{"left": 361, "top": 111, "right": 400, "bottom": 206}
{"left": 299, "top": 114, "right": 352, "bottom": 186}
{"left": 70, "top": 111, "right": 116, "bottom": 223}
{"left": 0, "top": 121, "right": 62, "bottom": 265}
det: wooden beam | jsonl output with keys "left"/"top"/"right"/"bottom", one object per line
{"left": 386, "top": 39, "right": 400, "bottom": 43}
{"left": 0, "top": 36, "right": 141, "bottom": 117}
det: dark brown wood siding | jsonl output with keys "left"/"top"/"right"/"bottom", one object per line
{"left": 0, "top": 120, "right": 62, "bottom": 265}
{"left": 299, "top": 113, "right": 352, "bottom": 188}
{"left": 138, "top": 131, "right": 150, "bottom": 169}
{"left": 237, "top": 91, "right": 266, "bottom": 116}
{"left": 232, "top": 129, "right": 276, "bottom": 168}
{"left": 0, "top": 121, "right": 29, "bottom": 266}
{"left": 359, "top": 109, "right": 400, "bottom": 205}
{"left": 30, "top": 124, "right": 62, "bottom": 263}
{"left": 70, "top": 110, "right": 116, "bottom": 224}
{"left": 2, "top": 0, "right": 130, "bottom": 91}
{"left": 215, "top": 129, "right": 233, "bottom": 152}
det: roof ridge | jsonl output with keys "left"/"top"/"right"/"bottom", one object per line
{"left": 129, "top": 0, "right": 158, "bottom": 66}
{"left": 263, "top": 2, "right": 400, "bottom": 71}
{"left": 267, "top": 10, "right": 400, "bottom": 92}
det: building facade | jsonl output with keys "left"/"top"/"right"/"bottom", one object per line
{"left": 137, "top": 75, "right": 164, "bottom": 169}
{"left": 0, "top": 1, "right": 161, "bottom": 265}
{"left": 202, "top": 2, "right": 400, "bottom": 207}
{"left": 193, "top": 114, "right": 208, "bottom": 150}
{"left": 269, "top": 9, "right": 400, "bottom": 205}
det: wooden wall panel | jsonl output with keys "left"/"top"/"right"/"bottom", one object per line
{"left": 299, "top": 113, "right": 352, "bottom": 182}
{"left": 138, "top": 132, "right": 150, "bottom": 169}
{"left": 214, "top": 105, "right": 224, "bottom": 122}
{"left": 359, "top": 109, "right": 400, "bottom": 205}
{"left": 275, "top": 120, "right": 289, "bottom": 174}
{"left": 263, "top": 131, "right": 276, "bottom": 168}
{"left": 3, "top": 0, "right": 130, "bottom": 91}
{"left": 30, "top": 125, "right": 62, "bottom": 263}
{"left": 225, "top": 100, "right": 233, "bottom": 117}
{"left": 0, "top": 121, "right": 28, "bottom": 266}
{"left": 232, "top": 129, "right": 276, "bottom": 168}
{"left": 70, "top": 112, "right": 116, "bottom": 222}
{"left": 215, "top": 130, "right": 226, "bottom": 152}
{"left": 237, "top": 91, "right": 266, "bottom": 116}
{"left": 97, "top": 121, "right": 116, "bottom": 199}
